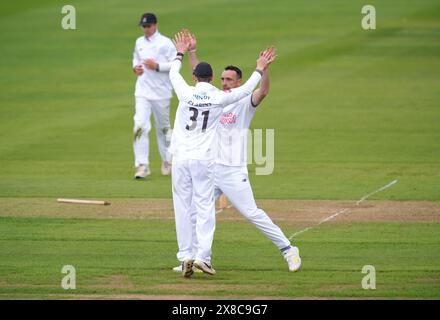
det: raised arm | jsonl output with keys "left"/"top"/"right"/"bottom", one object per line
{"left": 221, "top": 48, "right": 275, "bottom": 106}
{"left": 182, "top": 29, "right": 200, "bottom": 71}
{"left": 251, "top": 46, "right": 277, "bottom": 107}
{"left": 169, "top": 32, "right": 191, "bottom": 100}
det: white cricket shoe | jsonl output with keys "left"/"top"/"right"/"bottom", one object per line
{"left": 283, "top": 246, "right": 302, "bottom": 272}
{"left": 134, "top": 164, "right": 151, "bottom": 179}
{"left": 194, "top": 260, "right": 216, "bottom": 275}
{"left": 161, "top": 161, "right": 171, "bottom": 175}
{"left": 173, "top": 264, "right": 202, "bottom": 273}
{"left": 182, "top": 259, "right": 195, "bottom": 278}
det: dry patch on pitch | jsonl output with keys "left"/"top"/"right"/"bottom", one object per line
{"left": 257, "top": 200, "right": 440, "bottom": 224}
{"left": 151, "top": 283, "right": 283, "bottom": 294}
{"left": 61, "top": 294, "right": 302, "bottom": 300}
{"left": 60, "top": 294, "right": 215, "bottom": 300}
{"left": 0, "top": 198, "right": 174, "bottom": 220}
{"left": 86, "top": 275, "right": 135, "bottom": 290}
{"left": 0, "top": 293, "right": 399, "bottom": 300}
{"left": 219, "top": 200, "right": 440, "bottom": 225}
{"left": 0, "top": 293, "right": 216, "bottom": 300}
{"left": 58, "top": 294, "right": 285, "bottom": 300}
{"left": 316, "top": 284, "right": 361, "bottom": 292}
{"left": 0, "top": 198, "right": 439, "bottom": 224}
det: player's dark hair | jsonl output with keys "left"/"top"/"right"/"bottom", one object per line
{"left": 195, "top": 76, "right": 213, "bottom": 83}
{"left": 224, "top": 65, "right": 242, "bottom": 79}
{"left": 193, "top": 62, "right": 213, "bottom": 83}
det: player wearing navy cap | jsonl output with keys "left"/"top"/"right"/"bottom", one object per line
{"left": 132, "top": 13, "right": 176, "bottom": 179}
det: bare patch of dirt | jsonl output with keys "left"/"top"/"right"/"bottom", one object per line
{"left": 87, "top": 275, "right": 135, "bottom": 290}
{"left": 316, "top": 284, "right": 360, "bottom": 292}
{"left": 152, "top": 283, "right": 282, "bottom": 293}
{"left": 414, "top": 277, "right": 440, "bottom": 284}
{"left": 0, "top": 198, "right": 174, "bottom": 220}
{"left": 0, "top": 293, "right": 416, "bottom": 300}
{"left": 218, "top": 200, "right": 440, "bottom": 224}
{"left": 0, "top": 198, "right": 439, "bottom": 224}
{"left": 66, "top": 294, "right": 317, "bottom": 300}
{"left": 47, "top": 294, "right": 216, "bottom": 300}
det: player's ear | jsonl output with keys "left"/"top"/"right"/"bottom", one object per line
{"left": 192, "top": 73, "right": 197, "bottom": 82}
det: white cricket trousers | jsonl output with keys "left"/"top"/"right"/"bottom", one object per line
{"left": 214, "top": 165, "right": 291, "bottom": 251}
{"left": 172, "top": 158, "right": 216, "bottom": 264}
{"left": 133, "top": 97, "right": 171, "bottom": 167}
{"left": 182, "top": 164, "right": 291, "bottom": 260}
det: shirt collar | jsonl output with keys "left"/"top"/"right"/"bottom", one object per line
{"left": 195, "top": 82, "right": 214, "bottom": 90}
{"left": 145, "top": 30, "right": 160, "bottom": 42}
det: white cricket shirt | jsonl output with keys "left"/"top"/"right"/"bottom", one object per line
{"left": 216, "top": 94, "right": 257, "bottom": 166}
{"left": 132, "top": 31, "right": 177, "bottom": 100}
{"left": 169, "top": 60, "right": 262, "bottom": 161}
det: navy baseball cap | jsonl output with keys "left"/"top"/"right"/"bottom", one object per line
{"left": 139, "top": 13, "right": 157, "bottom": 26}
{"left": 193, "top": 62, "right": 213, "bottom": 78}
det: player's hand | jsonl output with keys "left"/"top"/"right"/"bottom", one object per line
{"left": 256, "top": 46, "right": 277, "bottom": 71}
{"left": 259, "top": 46, "right": 277, "bottom": 70}
{"left": 143, "top": 59, "right": 158, "bottom": 70}
{"left": 133, "top": 64, "right": 144, "bottom": 76}
{"left": 182, "top": 29, "right": 197, "bottom": 52}
{"left": 173, "top": 31, "right": 190, "bottom": 54}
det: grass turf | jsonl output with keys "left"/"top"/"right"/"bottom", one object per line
{"left": 0, "top": 215, "right": 439, "bottom": 299}
{"left": 0, "top": 0, "right": 439, "bottom": 200}
{"left": 0, "top": 0, "right": 439, "bottom": 299}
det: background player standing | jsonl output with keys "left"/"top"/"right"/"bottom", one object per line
{"left": 132, "top": 13, "right": 176, "bottom": 179}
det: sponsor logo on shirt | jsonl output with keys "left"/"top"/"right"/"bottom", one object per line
{"left": 193, "top": 94, "right": 209, "bottom": 100}
{"left": 220, "top": 112, "right": 237, "bottom": 124}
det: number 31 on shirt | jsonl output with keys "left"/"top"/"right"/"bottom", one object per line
{"left": 186, "top": 107, "right": 209, "bottom": 132}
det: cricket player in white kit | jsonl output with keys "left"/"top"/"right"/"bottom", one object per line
{"left": 132, "top": 13, "right": 176, "bottom": 179}
{"left": 172, "top": 31, "right": 301, "bottom": 273}
{"left": 169, "top": 32, "right": 274, "bottom": 277}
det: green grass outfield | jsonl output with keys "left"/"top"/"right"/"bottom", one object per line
{"left": 0, "top": 201, "right": 439, "bottom": 299}
{"left": 0, "top": 0, "right": 439, "bottom": 299}
{"left": 1, "top": 0, "right": 439, "bottom": 200}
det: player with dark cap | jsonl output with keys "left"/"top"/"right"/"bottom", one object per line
{"left": 193, "top": 62, "right": 213, "bottom": 80}
{"left": 131, "top": 12, "right": 176, "bottom": 179}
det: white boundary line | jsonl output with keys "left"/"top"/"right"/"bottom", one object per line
{"left": 288, "top": 179, "right": 398, "bottom": 240}
{"left": 356, "top": 179, "right": 398, "bottom": 205}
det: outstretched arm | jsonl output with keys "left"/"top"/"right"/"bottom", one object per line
{"left": 251, "top": 46, "right": 276, "bottom": 107}
{"left": 169, "top": 32, "right": 191, "bottom": 100}
{"left": 182, "top": 29, "right": 200, "bottom": 71}
{"left": 221, "top": 47, "right": 275, "bottom": 106}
